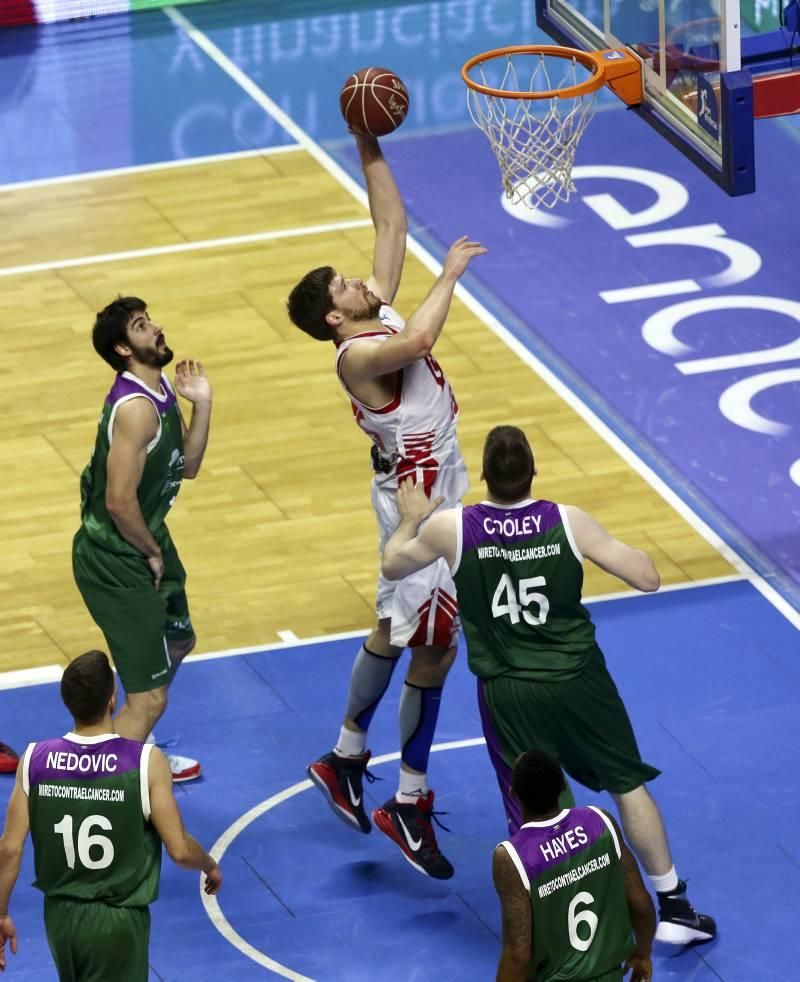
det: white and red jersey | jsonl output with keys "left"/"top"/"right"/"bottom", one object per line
{"left": 335, "top": 304, "right": 460, "bottom": 493}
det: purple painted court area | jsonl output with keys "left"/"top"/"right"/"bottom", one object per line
{"left": 354, "top": 110, "right": 800, "bottom": 611}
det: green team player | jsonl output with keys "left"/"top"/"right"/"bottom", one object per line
{"left": 0, "top": 650, "right": 221, "bottom": 980}
{"left": 72, "top": 296, "right": 213, "bottom": 782}
{"left": 381, "top": 424, "right": 716, "bottom": 946}
{"left": 493, "top": 750, "right": 655, "bottom": 981}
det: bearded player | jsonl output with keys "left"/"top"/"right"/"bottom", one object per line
{"left": 287, "top": 131, "right": 485, "bottom": 878}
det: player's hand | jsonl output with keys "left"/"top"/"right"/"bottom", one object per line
{"left": 174, "top": 359, "right": 212, "bottom": 406}
{"left": 623, "top": 951, "right": 653, "bottom": 982}
{"left": 396, "top": 478, "right": 444, "bottom": 527}
{"left": 442, "top": 235, "right": 488, "bottom": 280}
{"left": 148, "top": 553, "right": 164, "bottom": 591}
{"left": 0, "top": 915, "right": 18, "bottom": 972}
{"left": 203, "top": 863, "right": 223, "bottom": 896}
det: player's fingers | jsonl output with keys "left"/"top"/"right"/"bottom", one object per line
{"left": 195, "top": 361, "right": 205, "bottom": 375}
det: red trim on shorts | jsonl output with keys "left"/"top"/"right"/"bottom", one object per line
{"left": 408, "top": 588, "right": 459, "bottom": 649}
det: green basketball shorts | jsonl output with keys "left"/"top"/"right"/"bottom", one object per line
{"left": 481, "top": 645, "right": 660, "bottom": 795}
{"left": 44, "top": 897, "right": 150, "bottom": 982}
{"left": 72, "top": 530, "right": 194, "bottom": 693}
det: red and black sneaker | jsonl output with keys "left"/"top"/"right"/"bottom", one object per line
{"left": 372, "top": 790, "right": 454, "bottom": 880}
{"left": 307, "top": 751, "right": 374, "bottom": 834}
{"left": 0, "top": 742, "right": 19, "bottom": 774}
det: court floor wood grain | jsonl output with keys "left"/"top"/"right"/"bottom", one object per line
{"left": 0, "top": 150, "right": 734, "bottom": 673}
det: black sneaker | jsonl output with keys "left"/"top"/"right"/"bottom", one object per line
{"left": 372, "top": 790, "right": 454, "bottom": 880}
{"left": 307, "top": 751, "right": 374, "bottom": 834}
{"left": 655, "top": 880, "right": 717, "bottom": 944}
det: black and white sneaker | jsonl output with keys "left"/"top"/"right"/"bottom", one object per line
{"left": 307, "top": 751, "right": 374, "bottom": 834}
{"left": 656, "top": 880, "right": 716, "bottom": 944}
{"left": 372, "top": 791, "right": 454, "bottom": 880}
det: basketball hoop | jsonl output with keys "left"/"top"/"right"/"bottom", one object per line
{"left": 462, "top": 45, "right": 640, "bottom": 209}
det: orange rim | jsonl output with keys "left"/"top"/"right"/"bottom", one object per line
{"left": 461, "top": 45, "right": 607, "bottom": 100}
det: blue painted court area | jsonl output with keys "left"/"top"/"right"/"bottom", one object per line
{"left": 1, "top": 580, "right": 798, "bottom": 981}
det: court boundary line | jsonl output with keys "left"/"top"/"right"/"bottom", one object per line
{"left": 162, "top": 5, "right": 799, "bottom": 632}
{"left": 200, "top": 738, "right": 487, "bottom": 982}
{"left": 0, "top": 144, "right": 303, "bottom": 195}
{"left": 0, "top": 218, "right": 372, "bottom": 279}
{"left": 0, "top": 575, "right": 743, "bottom": 690}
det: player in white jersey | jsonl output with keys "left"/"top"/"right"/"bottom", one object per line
{"left": 287, "top": 131, "right": 485, "bottom": 878}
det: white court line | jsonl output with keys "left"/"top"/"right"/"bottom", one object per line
{"left": 200, "top": 737, "right": 486, "bottom": 982}
{"left": 163, "top": 5, "right": 799, "bottom": 632}
{"left": 0, "top": 575, "right": 746, "bottom": 691}
{"left": 0, "top": 144, "right": 303, "bottom": 195}
{"left": 0, "top": 665, "right": 64, "bottom": 691}
{"left": 0, "top": 218, "right": 372, "bottom": 279}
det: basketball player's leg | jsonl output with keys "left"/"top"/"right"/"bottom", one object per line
{"left": 44, "top": 898, "right": 150, "bottom": 982}
{"left": 477, "top": 674, "right": 576, "bottom": 836}
{"left": 370, "top": 642, "right": 457, "bottom": 879}
{"left": 558, "top": 646, "right": 715, "bottom": 944}
{"left": 397, "top": 642, "right": 456, "bottom": 796}
{"left": 307, "top": 616, "right": 403, "bottom": 833}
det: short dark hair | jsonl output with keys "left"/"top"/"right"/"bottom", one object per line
{"left": 483, "top": 425, "right": 536, "bottom": 502}
{"left": 60, "top": 650, "right": 115, "bottom": 726}
{"left": 511, "top": 750, "right": 567, "bottom": 816}
{"left": 286, "top": 267, "right": 336, "bottom": 341}
{"left": 93, "top": 296, "right": 146, "bottom": 372}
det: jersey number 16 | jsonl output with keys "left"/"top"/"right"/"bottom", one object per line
{"left": 54, "top": 814, "right": 115, "bottom": 870}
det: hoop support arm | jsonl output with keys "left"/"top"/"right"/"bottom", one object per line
{"left": 598, "top": 49, "right": 643, "bottom": 106}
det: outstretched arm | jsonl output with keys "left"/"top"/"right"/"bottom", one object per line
{"left": 564, "top": 506, "right": 660, "bottom": 592}
{"left": 341, "top": 236, "right": 487, "bottom": 385}
{"left": 357, "top": 135, "right": 407, "bottom": 304}
{"left": 493, "top": 845, "right": 531, "bottom": 982}
{"left": 382, "top": 480, "right": 458, "bottom": 580}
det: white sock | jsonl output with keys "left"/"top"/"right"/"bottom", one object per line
{"left": 650, "top": 866, "right": 680, "bottom": 894}
{"left": 396, "top": 768, "right": 428, "bottom": 804}
{"left": 334, "top": 726, "right": 366, "bottom": 758}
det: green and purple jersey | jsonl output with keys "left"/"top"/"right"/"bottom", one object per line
{"left": 502, "top": 806, "right": 633, "bottom": 980}
{"left": 453, "top": 500, "right": 596, "bottom": 681}
{"left": 78, "top": 372, "right": 184, "bottom": 556}
{"left": 24, "top": 733, "right": 162, "bottom": 907}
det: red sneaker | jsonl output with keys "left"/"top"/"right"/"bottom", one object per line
{"left": 307, "top": 751, "right": 374, "bottom": 833}
{"left": 372, "top": 790, "right": 454, "bottom": 879}
{"left": 0, "top": 742, "right": 19, "bottom": 774}
{"left": 167, "top": 753, "right": 201, "bottom": 783}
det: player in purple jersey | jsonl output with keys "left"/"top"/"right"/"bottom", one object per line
{"left": 382, "top": 425, "right": 715, "bottom": 945}
{"left": 0, "top": 650, "right": 221, "bottom": 979}
{"left": 494, "top": 751, "right": 655, "bottom": 982}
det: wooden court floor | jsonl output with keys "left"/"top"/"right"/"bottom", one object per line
{"left": 0, "top": 148, "right": 735, "bottom": 674}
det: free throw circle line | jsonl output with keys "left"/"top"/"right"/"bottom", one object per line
{"left": 201, "top": 737, "right": 487, "bottom": 980}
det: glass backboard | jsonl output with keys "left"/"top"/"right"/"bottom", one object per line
{"left": 536, "top": 0, "right": 756, "bottom": 194}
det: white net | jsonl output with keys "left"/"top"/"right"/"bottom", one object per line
{"left": 466, "top": 51, "right": 599, "bottom": 209}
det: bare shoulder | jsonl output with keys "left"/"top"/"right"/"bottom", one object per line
{"left": 147, "top": 745, "right": 172, "bottom": 785}
{"left": 112, "top": 394, "right": 159, "bottom": 442}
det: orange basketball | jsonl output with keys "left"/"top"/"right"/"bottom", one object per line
{"left": 340, "top": 67, "right": 410, "bottom": 137}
